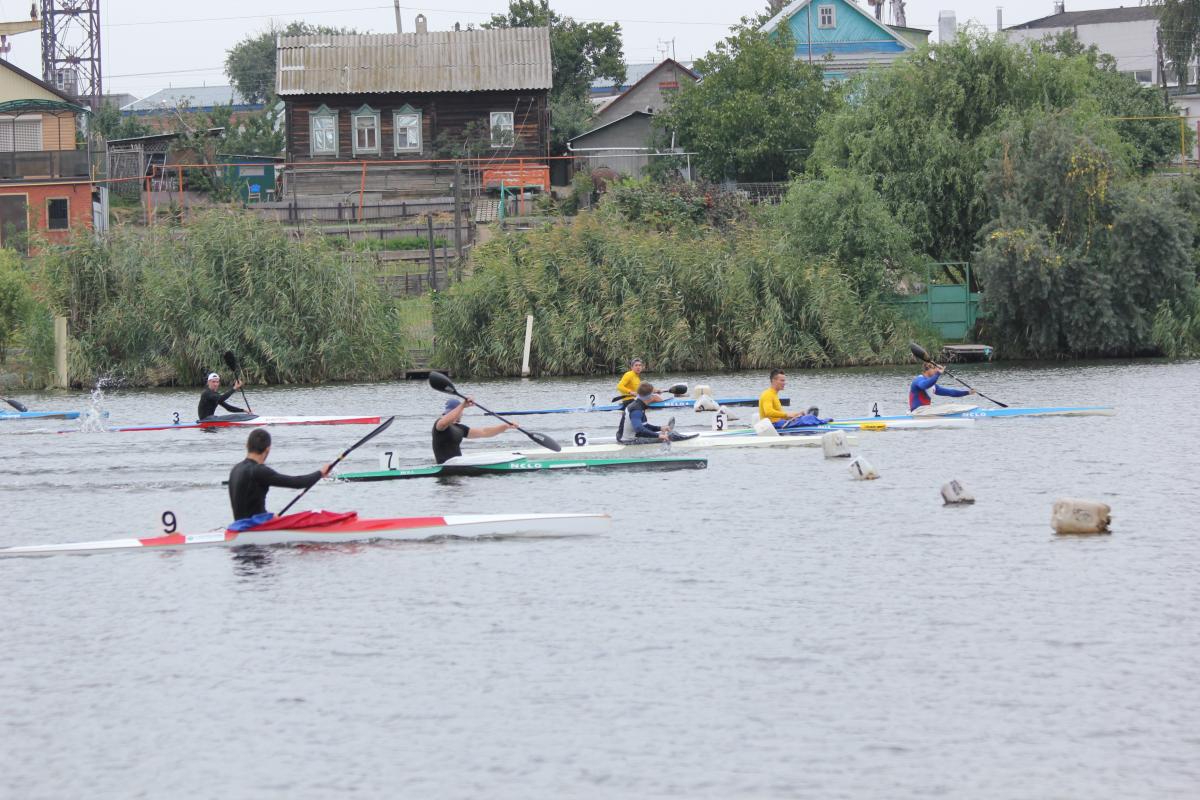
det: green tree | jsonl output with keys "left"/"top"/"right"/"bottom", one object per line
{"left": 654, "top": 24, "right": 831, "bottom": 182}
{"left": 90, "top": 102, "right": 152, "bottom": 140}
{"left": 977, "top": 112, "right": 1194, "bottom": 357}
{"left": 810, "top": 31, "right": 1182, "bottom": 260}
{"left": 483, "top": 0, "right": 625, "bottom": 101}
{"left": 1146, "top": 0, "right": 1200, "bottom": 85}
{"left": 225, "top": 22, "right": 360, "bottom": 104}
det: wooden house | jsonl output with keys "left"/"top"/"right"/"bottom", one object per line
{"left": 761, "top": 0, "right": 929, "bottom": 80}
{"left": 275, "top": 19, "right": 552, "bottom": 197}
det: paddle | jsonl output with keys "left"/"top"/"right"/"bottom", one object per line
{"left": 909, "top": 343, "right": 1008, "bottom": 408}
{"left": 610, "top": 382, "right": 688, "bottom": 403}
{"left": 428, "top": 371, "right": 561, "bottom": 452}
{"left": 278, "top": 415, "right": 396, "bottom": 516}
{"left": 2, "top": 397, "right": 28, "bottom": 413}
{"left": 222, "top": 351, "right": 253, "bottom": 413}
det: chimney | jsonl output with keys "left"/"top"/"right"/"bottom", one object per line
{"left": 938, "top": 11, "right": 957, "bottom": 43}
{"left": 996, "top": 6, "right": 1003, "bottom": 31}
{"left": 1053, "top": 1, "right": 1064, "bottom": 14}
{"left": 415, "top": 13, "right": 428, "bottom": 34}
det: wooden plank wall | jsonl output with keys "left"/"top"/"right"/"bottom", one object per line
{"left": 285, "top": 90, "right": 548, "bottom": 162}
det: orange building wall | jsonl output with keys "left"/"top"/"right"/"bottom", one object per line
{"left": 0, "top": 181, "right": 93, "bottom": 246}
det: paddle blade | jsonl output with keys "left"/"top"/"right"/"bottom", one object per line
{"left": 341, "top": 415, "right": 396, "bottom": 459}
{"left": 428, "top": 371, "right": 457, "bottom": 395}
{"left": 2, "top": 397, "right": 28, "bottom": 412}
{"left": 909, "top": 342, "right": 933, "bottom": 363}
{"left": 524, "top": 429, "right": 561, "bottom": 452}
{"left": 666, "top": 383, "right": 688, "bottom": 396}
{"left": 223, "top": 351, "right": 240, "bottom": 373}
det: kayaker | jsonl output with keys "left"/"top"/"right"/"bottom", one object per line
{"left": 433, "top": 398, "right": 517, "bottom": 464}
{"left": 228, "top": 428, "right": 331, "bottom": 523}
{"left": 758, "top": 369, "right": 806, "bottom": 429}
{"left": 615, "top": 358, "right": 662, "bottom": 405}
{"left": 909, "top": 362, "right": 974, "bottom": 411}
{"left": 616, "top": 383, "right": 692, "bottom": 443}
{"left": 198, "top": 372, "right": 245, "bottom": 421}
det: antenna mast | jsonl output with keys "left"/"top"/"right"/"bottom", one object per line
{"left": 40, "top": 0, "right": 102, "bottom": 109}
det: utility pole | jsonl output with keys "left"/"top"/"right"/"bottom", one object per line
{"left": 393, "top": 0, "right": 402, "bottom": 34}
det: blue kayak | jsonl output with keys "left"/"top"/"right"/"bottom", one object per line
{"left": 493, "top": 396, "right": 784, "bottom": 416}
{"left": 0, "top": 410, "right": 81, "bottom": 421}
{"left": 839, "top": 405, "right": 1115, "bottom": 422}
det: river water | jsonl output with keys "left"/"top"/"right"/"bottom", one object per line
{"left": 1, "top": 360, "right": 1197, "bottom": 799}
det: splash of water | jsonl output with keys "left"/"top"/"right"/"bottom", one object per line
{"left": 76, "top": 376, "right": 120, "bottom": 433}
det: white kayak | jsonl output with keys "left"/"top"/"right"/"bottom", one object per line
{"left": 0, "top": 511, "right": 611, "bottom": 557}
{"left": 100, "top": 414, "right": 383, "bottom": 433}
{"left": 470, "top": 431, "right": 857, "bottom": 460}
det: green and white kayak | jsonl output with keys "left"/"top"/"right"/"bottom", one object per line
{"left": 341, "top": 454, "right": 707, "bottom": 481}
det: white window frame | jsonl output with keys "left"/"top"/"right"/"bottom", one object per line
{"left": 352, "top": 104, "right": 380, "bottom": 156}
{"left": 393, "top": 105, "right": 422, "bottom": 153}
{"left": 490, "top": 111, "right": 515, "bottom": 148}
{"left": 308, "top": 105, "right": 338, "bottom": 156}
{"left": 817, "top": 5, "right": 836, "bottom": 29}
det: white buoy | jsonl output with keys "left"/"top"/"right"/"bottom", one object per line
{"left": 848, "top": 456, "right": 879, "bottom": 480}
{"left": 941, "top": 480, "right": 975, "bottom": 505}
{"left": 693, "top": 394, "right": 720, "bottom": 412}
{"left": 753, "top": 418, "right": 779, "bottom": 437}
{"left": 692, "top": 384, "right": 713, "bottom": 399}
{"left": 822, "top": 430, "right": 852, "bottom": 458}
{"left": 1051, "top": 498, "right": 1112, "bottom": 534}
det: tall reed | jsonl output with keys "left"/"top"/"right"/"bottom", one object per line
{"left": 33, "top": 211, "right": 409, "bottom": 385}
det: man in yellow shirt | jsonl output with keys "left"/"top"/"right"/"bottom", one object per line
{"left": 616, "top": 358, "right": 662, "bottom": 404}
{"left": 759, "top": 369, "right": 804, "bottom": 428}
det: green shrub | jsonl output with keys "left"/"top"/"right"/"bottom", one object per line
{"left": 0, "top": 250, "right": 32, "bottom": 363}
{"left": 33, "top": 210, "right": 410, "bottom": 385}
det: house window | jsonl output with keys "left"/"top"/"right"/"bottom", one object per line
{"left": 1134, "top": 69, "right": 1152, "bottom": 85}
{"left": 817, "top": 5, "right": 835, "bottom": 28}
{"left": 393, "top": 108, "right": 422, "bottom": 152}
{"left": 0, "top": 116, "right": 43, "bottom": 152}
{"left": 490, "top": 111, "right": 515, "bottom": 147}
{"left": 47, "top": 198, "right": 68, "bottom": 231}
{"left": 352, "top": 105, "right": 380, "bottom": 155}
{"left": 309, "top": 106, "right": 337, "bottom": 156}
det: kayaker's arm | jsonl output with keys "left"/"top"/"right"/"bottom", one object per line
{"left": 255, "top": 463, "right": 325, "bottom": 489}
{"left": 934, "top": 385, "right": 974, "bottom": 398}
{"left": 467, "top": 422, "right": 518, "bottom": 438}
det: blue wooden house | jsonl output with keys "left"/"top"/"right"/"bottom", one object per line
{"left": 760, "top": 0, "right": 929, "bottom": 80}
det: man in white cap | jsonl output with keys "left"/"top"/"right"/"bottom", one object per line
{"left": 432, "top": 397, "right": 516, "bottom": 464}
{"left": 198, "top": 372, "right": 245, "bottom": 421}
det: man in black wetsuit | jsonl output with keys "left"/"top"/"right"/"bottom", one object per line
{"left": 432, "top": 398, "right": 516, "bottom": 464}
{"left": 198, "top": 372, "right": 245, "bottom": 421}
{"left": 228, "top": 428, "right": 330, "bottom": 522}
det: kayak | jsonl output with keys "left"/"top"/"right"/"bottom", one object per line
{"left": 708, "top": 418, "right": 975, "bottom": 436}
{"left": 468, "top": 431, "right": 855, "bottom": 459}
{"left": 0, "top": 510, "right": 611, "bottom": 557}
{"left": 837, "top": 405, "right": 1115, "bottom": 423}
{"left": 493, "top": 396, "right": 786, "bottom": 416}
{"left": 0, "top": 410, "right": 81, "bottom": 421}
{"left": 341, "top": 454, "right": 707, "bottom": 481}
{"left": 95, "top": 413, "right": 383, "bottom": 433}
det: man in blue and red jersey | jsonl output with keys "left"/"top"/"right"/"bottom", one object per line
{"left": 909, "top": 362, "right": 975, "bottom": 411}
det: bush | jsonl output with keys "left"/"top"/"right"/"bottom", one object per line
{"left": 33, "top": 211, "right": 410, "bottom": 385}
{"left": 432, "top": 206, "right": 923, "bottom": 377}
{"left": 0, "top": 250, "right": 31, "bottom": 362}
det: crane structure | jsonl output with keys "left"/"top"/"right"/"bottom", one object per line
{"left": 40, "top": 0, "right": 101, "bottom": 108}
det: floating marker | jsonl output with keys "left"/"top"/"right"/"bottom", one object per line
{"left": 848, "top": 456, "right": 879, "bottom": 480}
{"left": 753, "top": 417, "right": 779, "bottom": 437}
{"left": 693, "top": 393, "right": 720, "bottom": 412}
{"left": 1051, "top": 498, "right": 1112, "bottom": 534}
{"left": 941, "top": 479, "right": 975, "bottom": 505}
{"left": 822, "top": 430, "right": 852, "bottom": 458}
{"left": 692, "top": 384, "right": 713, "bottom": 399}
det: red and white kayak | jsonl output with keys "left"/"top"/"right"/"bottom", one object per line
{"left": 0, "top": 510, "right": 611, "bottom": 557}
{"left": 97, "top": 414, "right": 383, "bottom": 433}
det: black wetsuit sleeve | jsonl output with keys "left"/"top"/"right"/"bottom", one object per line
{"left": 256, "top": 463, "right": 322, "bottom": 490}
{"left": 217, "top": 388, "right": 244, "bottom": 414}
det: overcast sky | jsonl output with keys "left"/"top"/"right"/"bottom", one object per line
{"left": 0, "top": 0, "right": 1140, "bottom": 98}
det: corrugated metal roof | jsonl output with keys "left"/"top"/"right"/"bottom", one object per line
{"left": 1006, "top": 7, "right": 1157, "bottom": 31}
{"left": 276, "top": 28, "right": 553, "bottom": 95}
{"left": 123, "top": 85, "right": 259, "bottom": 112}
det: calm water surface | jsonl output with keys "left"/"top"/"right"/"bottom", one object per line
{"left": 1, "top": 361, "right": 1198, "bottom": 799}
